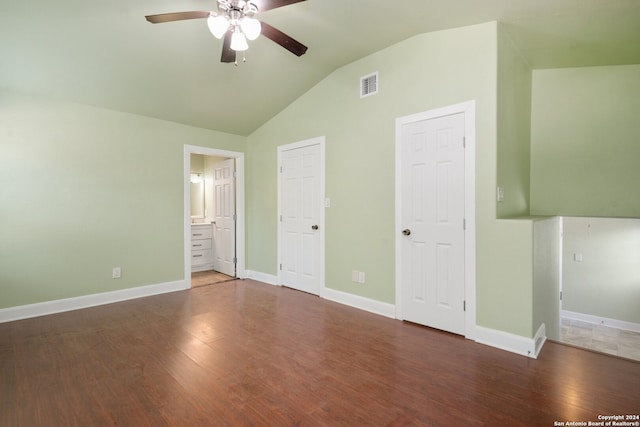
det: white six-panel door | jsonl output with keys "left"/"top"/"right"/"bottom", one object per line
{"left": 279, "top": 141, "right": 323, "bottom": 295}
{"left": 400, "top": 112, "right": 466, "bottom": 335}
{"left": 212, "top": 158, "right": 236, "bottom": 277}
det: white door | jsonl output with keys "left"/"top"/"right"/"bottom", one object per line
{"left": 400, "top": 113, "right": 466, "bottom": 335}
{"left": 212, "top": 158, "right": 236, "bottom": 277}
{"left": 279, "top": 142, "right": 323, "bottom": 295}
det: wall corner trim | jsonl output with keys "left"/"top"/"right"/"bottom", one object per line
{"left": 0, "top": 280, "right": 187, "bottom": 323}
{"left": 474, "top": 325, "right": 543, "bottom": 359}
{"left": 533, "top": 323, "right": 547, "bottom": 358}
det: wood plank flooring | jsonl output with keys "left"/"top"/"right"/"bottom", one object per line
{"left": 1, "top": 279, "right": 638, "bottom": 426}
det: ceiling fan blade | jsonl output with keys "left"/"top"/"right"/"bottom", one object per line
{"left": 221, "top": 32, "right": 236, "bottom": 63}
{"left": 254, "top": 0, "right": 306, "bottom": 12}
{"left": 260, "top": 21, "right": 308, "bottom": 57}
{"left": 145, "top": 11, "right": 210, "bottom": 24}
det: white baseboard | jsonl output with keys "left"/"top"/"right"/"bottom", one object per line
{"left": 247, "top": 270, "right": 542, "bottom": 358}
{"left": 321, "top": 287, "right": 396, "bottom": 319}
{"left": 561, "top": 310, "right": 640, "bottom": 333}
{"left": 245, "top": 270, "right": 279, "bottom": 286}
{"left": 0, "top": 280, "right": 187, "bottom": 323}
{"left": 474, "top": 325, "right": 540, "bottom": 359}
{"left": 3, "top": 269, "right": 548, "bottom": 361}
{"left": 245, "top": 270, "right": 396, "bottom": 319}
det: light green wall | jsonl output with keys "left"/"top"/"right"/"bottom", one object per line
{"left": 2, "top": 22, "right": 540, "bottom": 340}
{"left": 530, "top": 65, "right": 640, "bottom": 217}
{"left": 496, "top": 26, "right": 532, "bottom": 218}
{"left": 562, "top": 217, "right": 640, "bottom": 324}
{"left": 247, "top": 22, "right": 535, "bottom": 337}
{"left": 190, "top": 154, "right": 204, "bottom": 173}
{"left": 495, "top": 25, "right": 539, "bottom": 338}
{"left": 476, "top": 220, "right": 533, "bottom": 337}
{"left": 532, "top": 217, "right": 561, "bottom": 340}
{"left": 0, "top": 90, "right": 246, "bottom": 308}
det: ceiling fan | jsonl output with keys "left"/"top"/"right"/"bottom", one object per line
{"left": 145, "top": 0, "right": 308, "bottom": 64}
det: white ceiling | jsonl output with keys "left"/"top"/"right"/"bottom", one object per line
{"left": 1, "top": 0, "right": 639, "bottom": 135}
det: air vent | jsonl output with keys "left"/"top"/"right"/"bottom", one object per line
{"left": 360, "top": 72, "right": 378, "bottom": 98}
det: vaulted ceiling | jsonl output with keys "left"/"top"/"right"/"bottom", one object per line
{"left": 2, "top": 0, "right": 639, "bottom": 135}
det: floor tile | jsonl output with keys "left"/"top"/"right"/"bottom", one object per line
{"left": 560, "top": 318, "right": 640, "bottom": 362}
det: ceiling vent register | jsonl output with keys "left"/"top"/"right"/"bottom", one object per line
{"left": 360, "top": 72, "right": 379, "bottom": 98}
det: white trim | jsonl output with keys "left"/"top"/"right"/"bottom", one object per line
{"left": 184, "top": 145, "right": 246, "bottom": 287}
{"left": 245, "top": 270, "right": 279, "bottom": 286}
{"left": 394, "top": 100, "right": 477, "bottom": 340}
{"left": 0, "top": 280, "right": 186, "bottom": 323}
{"left": 474, "top": 325, "right": 539, "bottom": 359}
{"left": 561, "top": 310, "right": 640, "bottom": 333}
{"left": 276, "top": 137, "right": 326, "bottom": 296}
{"left": 534, "top": 323, "right": 547, "bottom": 358}
{"left": 248, "top": 267, "right": 541, "bottom": 359}
{"left": 321, "top": 287, "right": 396, "bottom": 319}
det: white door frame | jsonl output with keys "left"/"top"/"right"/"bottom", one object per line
{"left": 184, "top": 145, "right": 245, "bottom": 287}
{"left": 394, "top": 101, "right": 477, "bottom": 340}
{"left": 277, "top": 136, "right": 326, "bottom": 294}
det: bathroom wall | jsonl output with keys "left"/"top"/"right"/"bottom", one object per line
{"left": 190, "top": 154, "right": 205, "bottom": 218}
{"left": 562, "top": 216, "right": 640, "bottom": 324}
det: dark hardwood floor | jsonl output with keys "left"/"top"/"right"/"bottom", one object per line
{"left": 1, "top": 279, "right": 638, "bottom": 426}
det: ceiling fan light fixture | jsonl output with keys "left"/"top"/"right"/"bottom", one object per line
{"left": 207, "top": 14, "right": 230, "bottom": 39}
{"left": 240, "top": 17, "right": 261, "bottom": 40}
{"left": 230, "top": 30, "right": 249, "bottom": 51}
{"left": 145, "top": 0, "right": 309, "bottom": 63}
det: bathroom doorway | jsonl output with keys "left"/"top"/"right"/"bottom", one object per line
{"left": 184, "top": 145, "right": 245, "bottom": 288}
{"left": 559, "top": 216, "right": 640, "bottom": 361}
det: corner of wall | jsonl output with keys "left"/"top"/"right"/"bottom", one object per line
{"left": 496, "top": 24, "right": 533, "bottom": 219}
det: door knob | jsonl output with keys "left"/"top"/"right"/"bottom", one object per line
{"left": 402, "top": 229, "right": 411, "bottom": 236}
{"left": 311, "top": 225, "right": 319, "bottom": 230}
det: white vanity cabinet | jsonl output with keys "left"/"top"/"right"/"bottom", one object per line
{"left": 191, "top": 223, "right": 214, "bottom": 272}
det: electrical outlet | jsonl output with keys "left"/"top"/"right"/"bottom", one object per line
{"left": 352, "top": 270, "right": 359, "bottom": 282}
{"left": 358, "top": 271, "right": 365, "bottom": 284}
{"left": 496, "top": 186, "right": 505, "bottom": 202}
{"left": 112, "top": 267, "right": 121, "bottom": 279}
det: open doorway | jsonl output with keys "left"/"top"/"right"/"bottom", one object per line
{"left": 184, "top": 145, "right": 245, "bottom": 288}
{"left": 559, "top": 216, "right": 640, "bottom": 361}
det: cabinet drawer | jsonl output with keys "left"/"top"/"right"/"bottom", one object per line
{"left": 191, "top": 239, "right": 212, "bottom": 250}
{"left": 192, "top": 249, "right": 213, "bottom": 266}
{"left": 191, "top": 226, "right": 212, "bottom": 240}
